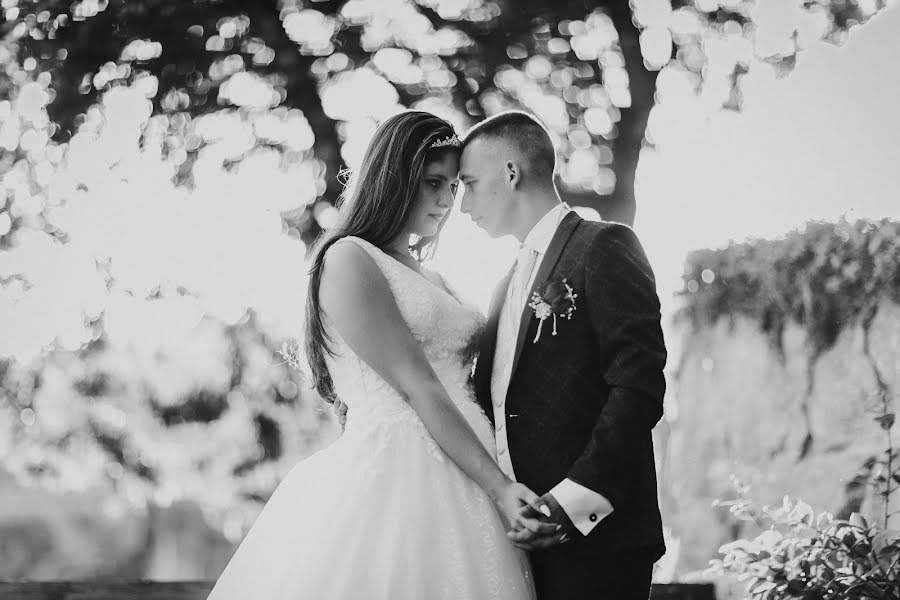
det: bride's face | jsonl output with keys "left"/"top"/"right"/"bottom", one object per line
{"left": 406, "top": 151, "right": 459, "bottom": 239}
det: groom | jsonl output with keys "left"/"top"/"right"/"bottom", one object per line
{"left": 459, "top": 111, "right": 667, "bottom": 599}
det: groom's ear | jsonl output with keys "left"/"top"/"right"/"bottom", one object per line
{"left": 505, "top": 160, "right": 521, "bottom": 189}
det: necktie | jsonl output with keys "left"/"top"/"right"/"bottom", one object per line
{"left": 489, "top": 243, "right": 539, "bottom": 479}
{"left": 492, "top": 244, "right": 539, "bottom": 408}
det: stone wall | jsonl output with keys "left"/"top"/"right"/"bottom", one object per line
{"left": 661, "top": 299, "right": 900, "bottom": 576}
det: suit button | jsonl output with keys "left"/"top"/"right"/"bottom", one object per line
{"left": 589, "top": 514, "right": 598, "bottom": 522}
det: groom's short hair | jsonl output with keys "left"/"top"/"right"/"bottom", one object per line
{"left": 461, "top": 111, "right": 557, "bottom": 181}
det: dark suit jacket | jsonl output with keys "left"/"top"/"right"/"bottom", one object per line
{"left": 474, "top": 211, "right": 667, "bottom": 561}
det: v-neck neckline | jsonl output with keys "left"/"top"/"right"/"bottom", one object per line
{"left": 376, "top": 246, "right": 466, "bottom": 308}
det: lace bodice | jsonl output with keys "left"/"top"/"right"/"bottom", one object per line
{"left": 323, "top": 236, "right": 488, "bottom": 436}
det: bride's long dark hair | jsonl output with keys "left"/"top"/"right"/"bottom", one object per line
{"left": 303, "top": 110, "right": 459, "bottom": 403}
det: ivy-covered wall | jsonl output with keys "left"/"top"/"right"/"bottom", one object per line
{"left": 663, "top": 219, "right": 900, "bottom": 576}
{"left": 678, "top": 219, "right": 900, "bottom": 358}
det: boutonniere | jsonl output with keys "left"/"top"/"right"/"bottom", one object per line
{"left": 527, "top": 277, "right": 578, "bottom": 343}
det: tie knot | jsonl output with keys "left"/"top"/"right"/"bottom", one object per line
{"left": 513, "top": 244, "right": 538, "bottom": 281}
{"left": 516, "top": 243, "right": 536, "bottom": 264}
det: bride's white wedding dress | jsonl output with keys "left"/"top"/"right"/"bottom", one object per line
{"left": 207, "top": 236, "right": 535, "bottom": 600}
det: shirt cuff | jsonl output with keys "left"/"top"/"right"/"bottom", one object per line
{"left": 549, "top": 478, "right": 614, "bottom": 536}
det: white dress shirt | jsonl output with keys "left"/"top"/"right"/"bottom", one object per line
{"left": 490, "top": 203, "right": 614, "bottom": 536}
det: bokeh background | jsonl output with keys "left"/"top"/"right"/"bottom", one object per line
{"left": 1, "top": 0, "right": 899, "bottom": 590}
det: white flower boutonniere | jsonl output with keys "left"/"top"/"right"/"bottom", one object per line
{"left": 527, "top": 277, "right": 578, "bottom": 343}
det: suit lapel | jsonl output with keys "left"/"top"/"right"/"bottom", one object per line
{"left": 508, "top": 211, "right": 582, "bottom": 383}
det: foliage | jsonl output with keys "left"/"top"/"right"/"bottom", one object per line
{"left": 2, "top": 0, "right": 890, "bottom": 233}
{"left": 0, "top": 317, "right": 339, "bottom": 538}
{"left": 710, "top": 493, "right": 900, "bottom": 600}
{"left": 709, "top": 489, "right": 900, "bottom": 600}
{"left": 709, "top": 393, "right": 900, "bottom": 600}
{"left": 677, "top": 219, "right": 900, "bottom": 358}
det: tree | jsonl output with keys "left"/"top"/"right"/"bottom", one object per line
{"left": 3, "top": 0, "right": 889, "bottom": 230}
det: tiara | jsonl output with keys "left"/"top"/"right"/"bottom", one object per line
{"left": 430, "top": 134, "right": 461, "bottom": 149}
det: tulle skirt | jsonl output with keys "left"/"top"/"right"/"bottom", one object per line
{"left": 206, "top": 409, "right": 536, "bottom": 600}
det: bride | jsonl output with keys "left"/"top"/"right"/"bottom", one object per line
{"left": 206, "top": 111, "right": 554, "bottom": 599}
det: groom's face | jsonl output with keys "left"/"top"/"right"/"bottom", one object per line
{"left": 458, "top": 138, "right": 516, "bottom": 238}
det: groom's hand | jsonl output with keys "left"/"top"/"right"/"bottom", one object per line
{"left": 507, "top": 492, "right": 576, "bottom": 550}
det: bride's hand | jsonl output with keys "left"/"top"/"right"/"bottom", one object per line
{"left": 493, "top": 482, "right": 559, "bottom": 535}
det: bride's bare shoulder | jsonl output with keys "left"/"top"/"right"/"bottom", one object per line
{"left": 319, "top": 239, "right": 387, "bottom": 305}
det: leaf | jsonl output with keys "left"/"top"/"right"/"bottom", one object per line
{"left": 756, "top": 529, "right": 785, "bottom": 549}
{"left": 849, "top": 512, "right": 868, "bottom": 530}
{"left": 872, "top": 529, "right": 900, "bottom": 555}
{"left": 792, "top": 501, "right": 815, "bottom": 526}
{"left": 817, "top": 511, "right": 835, "bottom": 528}
{"left": 875, "top": 413, "right": 895, "bottom": 430}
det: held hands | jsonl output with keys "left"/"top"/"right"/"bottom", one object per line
{"left": 492, "top": 482, "right": 559, "bottom": 540}
{"left": 507, "top": 492, "right": 576, "bottom": 551}
{"left": 332, "top": 397, "right": 572, "bottom": 549}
